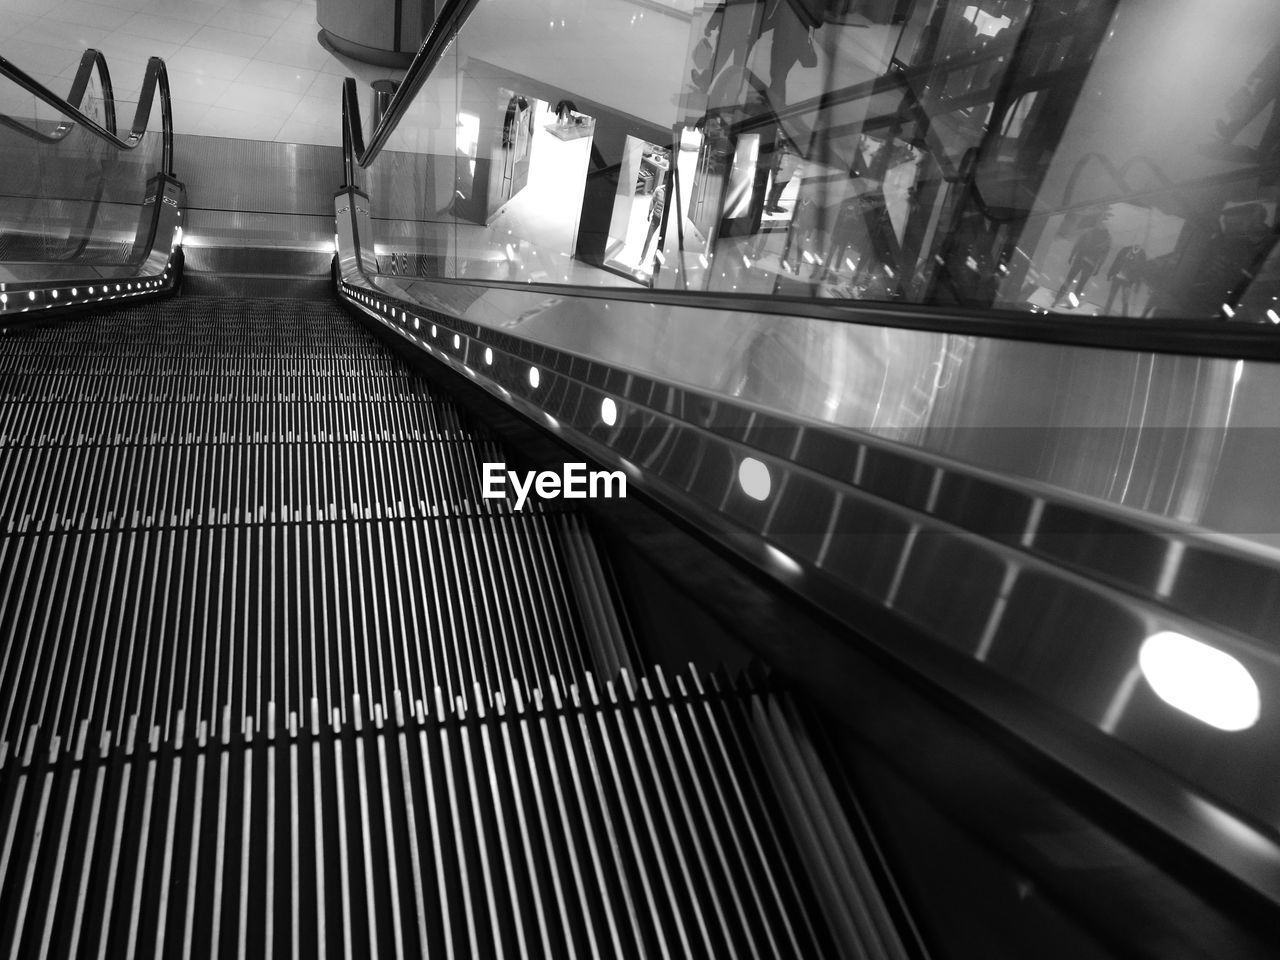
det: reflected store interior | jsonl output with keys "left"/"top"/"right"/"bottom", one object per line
{"left": 367, "top": 0, "right": 1279, "bottom": 324}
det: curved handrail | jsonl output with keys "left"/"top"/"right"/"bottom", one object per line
{"left": 0, "top": 48, "right": 118, "bottom": 144}
{"left": 67, "top": 49, "right": 117, "bottom": 137}
{"left": 0, "top": 51, "right": 173, "bottom": 176}
{"left": 1, "top": 50, "right": 119, "bottom": 264}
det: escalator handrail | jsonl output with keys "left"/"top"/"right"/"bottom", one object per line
{"left": 0, "top": 51, "right": 174, "bottom": 177}
{"left": 67, "top": 49, "right": 117, "bottom": 137}
{"left": 0, "top": 48, "right": 118, "bottom": 143}
{"left": 345, "top": 0, "right": 480, "bottom": 178}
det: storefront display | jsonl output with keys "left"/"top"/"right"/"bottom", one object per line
{"left": 487, "top": 91, "right": 536, "bottom": 222}
{"left": 603, "top": 137, "right": 673, "bottom": 283}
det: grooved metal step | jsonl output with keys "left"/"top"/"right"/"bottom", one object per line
{"left": 0, "top": 292, "right": 903, "bottom": 958}
{"left": 0, "top": 667, "right": 861, "bottom": 958}
{"left": 0, "top": 297, "right": 611, "bottom": 766}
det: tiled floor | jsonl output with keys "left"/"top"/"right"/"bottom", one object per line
{"left": 0, "top": 0, "right": 403, "bottom": 145}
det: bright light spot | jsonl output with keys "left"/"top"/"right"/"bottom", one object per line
{"left": 431, "top": 324, "right": 437, "bottom": 337}
{"left": 600, "top": 397, "right": 617, "bottom": 426}
{"left": 28, "top": 291, "right": 36, "bottom": 301}
{"left": 71, "top": 288, "right": 77, "bottom": 296}
{"left": 333, "top": 233, "right": 339, "bottom": 255}
{"left": 698, "top": 253, "right": 709, "bottom": 269}
{"left": 1138, "top": 631, "right": 1260, "bottom": 731}
{"left": 765, "top": 543, "right": 802, "bottom": 577}
{"left": 51, "top": 290, "right": 58, "bottom": 299}
{"left": 484, "top": 347, "right": 493, "bottom": 365}
{"left": 1268, "top": 309, "right": 1279, "bottom": 324}
{"left": 1188, "top": 795, "right": 1278, "bottom": 856}
{"left": 413, "top": 317, "right": 420, "bottom": 330}
{"left": 1233, "top": 359, "right": 1245, "bottom": 385}
{"left": 528, "top": 366, "right": 540, "bottom": 389}
{"left": 1222, "top": 303, "right": 1236, "bottom": 318}
{"left": 738, "top": 457, "right": 771, "bottom": 501}
{"left": 452, "top": 333, "right": 461, "bottom": 349}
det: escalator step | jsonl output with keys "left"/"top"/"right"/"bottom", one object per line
{"left": 0, "top": 293, "right": 891, "bottom": 957}
{"left": 0, "top": 296, "right": 614, "bottom": 776}
{"left": 0, "top": 666, "right": 839, "bottom": 958}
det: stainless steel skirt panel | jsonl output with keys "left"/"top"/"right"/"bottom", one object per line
{"left": 378, "top": 276, "right": 1279, "bottom": 550}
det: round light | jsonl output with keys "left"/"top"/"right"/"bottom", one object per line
{"left": 600, "top": 397, "right": 618, "bottom": 426}
{"left": 453, "top": 334, "right": 461, "bottom": 349}
{"left": 528, "top": 366, "right": 540, "bottom": 389}
{"left": 52, "top": 290, "right": 58, "bottom": 299}
{"left": 28, "top": 291, "right": 36, "bottom": 301}
{"left": 88, "top": 287, "right": 94, "bottom": 295}
{"left": 484, "top": 347, "right": 493, "bottom": 365}
{"left": 738, "top": 457, "right": 772, "bottom": 501}
{"left": 431, "top": 325, "right": 437, "bottom": 338}
{"left": 1139, "top": 631, "right": 1260, "bottom": 731}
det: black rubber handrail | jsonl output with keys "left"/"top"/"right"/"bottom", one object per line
{"left": 67, "top": 49, "right": 118, "bottom": 137}
{"left": 343, "top": 0, "right": 479, "bottom": 180}
{"left": 0, "top": 48, "right": 117, "bottom": 147}
{"left": 1, "top": 48, "right": 119, "bottom": 140}
{"left": 0, "top": 51, "right": 173, "bottom": 177}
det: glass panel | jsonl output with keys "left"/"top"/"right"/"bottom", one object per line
{"left": 362, "top": 0, "right": 1280, "bottom": 325}
{"left": 0, "top": 63, "right": 165, "bottom": 284}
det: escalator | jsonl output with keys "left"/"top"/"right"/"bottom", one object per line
{"left": 0, "top": 293, "right": 883, "bottom": 957}
{"left": 4, "top": 3, "right": 1280, "bottom": 958}
{"left": 0, "top": 48, "right": 908, "bottom": 960}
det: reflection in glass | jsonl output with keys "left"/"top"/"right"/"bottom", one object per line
{"left": 0, "top": 65, "right": 164, "bottom": 283}
{"left": 359, "top": 0, "right": 1280, "bottom": 324}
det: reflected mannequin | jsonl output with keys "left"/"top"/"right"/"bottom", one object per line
{"left": 1103, "top": 244, "right": 1147, "bottom": 316}
{"left": 1055, "top": 219, "right": 1112, "bottom": 308}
